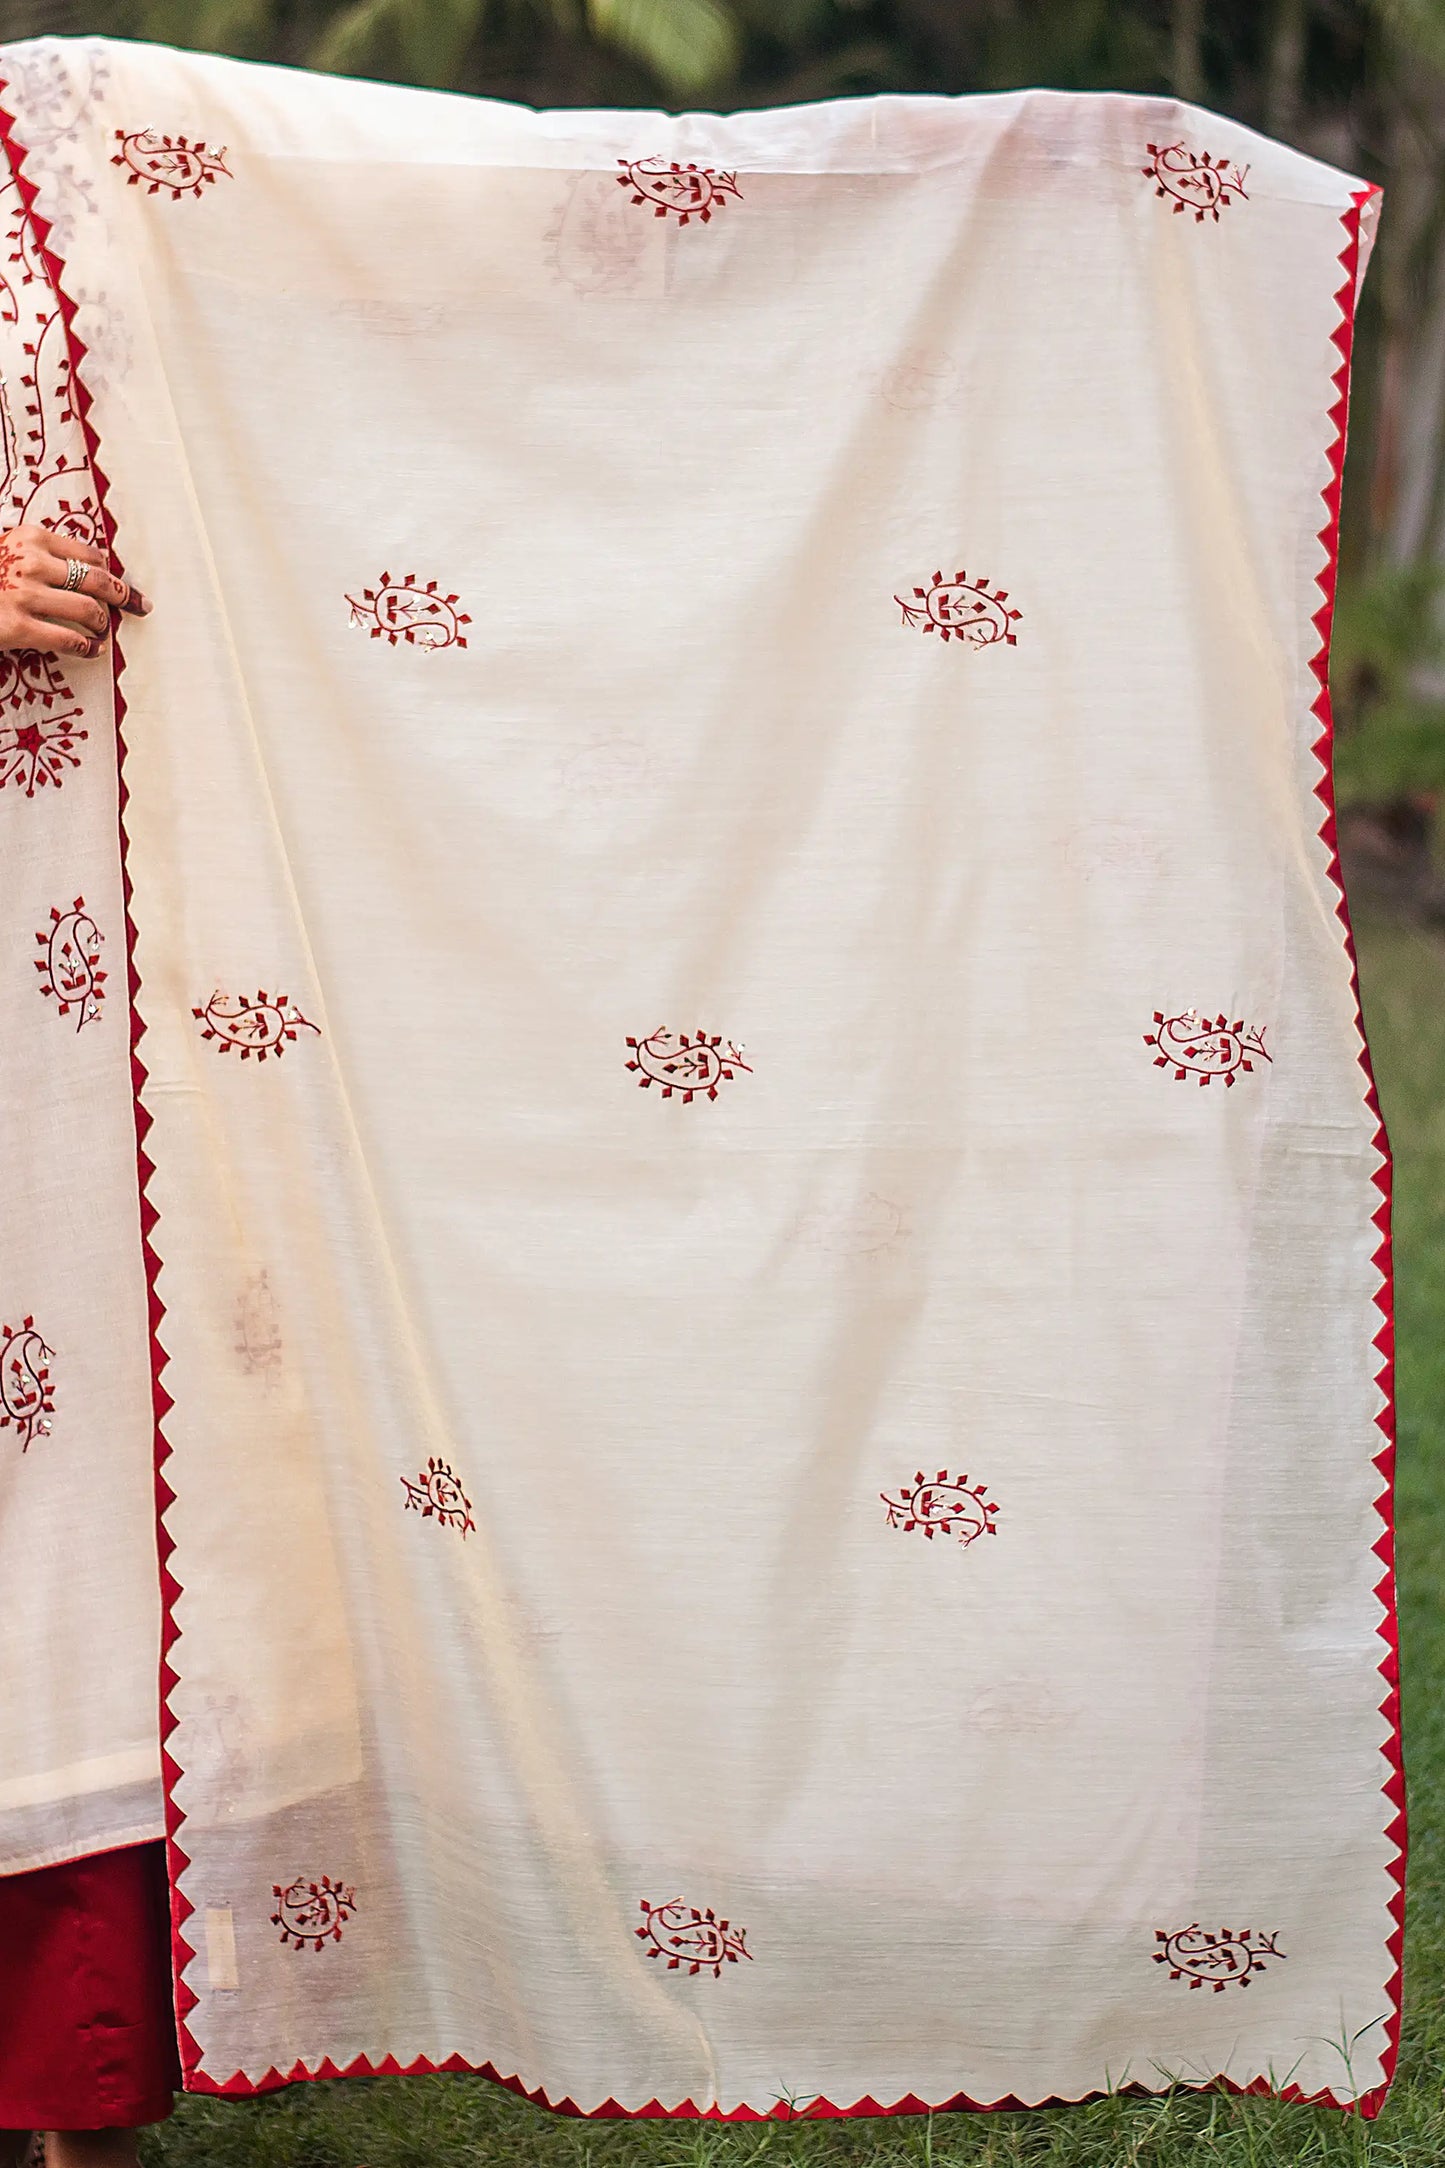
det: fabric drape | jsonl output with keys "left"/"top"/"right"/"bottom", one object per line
{"left": 0, "top": 34, "right": 1399, "bottom": 2119}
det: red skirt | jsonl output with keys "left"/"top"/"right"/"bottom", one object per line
{"left": 0, "top": 1842, "right": 181, "bottom": 2128}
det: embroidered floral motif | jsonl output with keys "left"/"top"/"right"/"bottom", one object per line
{"left": 798, "top": 1192, "right": 911, "bottom": 1263}
{"left": 873, "top": 352, "right": 969, "bottom": 412}
{"left": 895, "top": 569, "right": 1021, "bottom": 647}
{"left": 189, "top": 1691, "right": 254, "bottom": 1797}
{"left": 636, "top": 1899, "right": 751, "bottom": 1976}
{"left": 881, "top": 1469, "right": 999, "bottom": 1546}
{"left": 616, "top": 158, "right": 740, "bottom": 224}
{"left": 193, "top": 990, "right": 321, "bottom": 1061}
{"left": 234, "top": 1271, "right": 283, "bottom": 1378}
{"left": 0, "top": 105, "right": 105, "bottom": 804}
{"left": 72, "top": 290, "right": 133, "bottom": 402}
{"left": 1, "top": 204, "right": 44, "bottom": 312}
{"left": 546, "top": 173, "right": 653, "bottom": 296}
{"left": 1142, "top": 142, "right": 1249, "bottom": 222}
{"left": 0, "top": 195, "right": 102, "bottom": 610}
{"left": 967, "top": 1679, "right": 1064, "bottom": 1735}
{"left": 1153, "top": 1924, "right": 1284, "bottom": 1990}
{"left": 625, "top": 1027, "right": 752, "bottom": 1102}
{"left": 1, "top": 1317, "right": 54, "bottom": 1450}
{"left": 5, "top": 42, "right": 109, "bottom": 156}
{"left": 1063, "top": 819, "right": 1165, "bottom": 881}
{"left": 111, "top": 130, "right": 231, "bottom": 201}
{"left": 1144, "top": 1010, "right": 1271, "bottom": 1086}
{"left": 557, "top": 734, "right": 667, "bottom": 803}
{"left": 34, "top": 896, "right": 104, "bottom": 1029}
{"left": 346, "top": 572, "right": 470, "bottom": 652}
{"left": 0, "top": 708, "right": 86, "bottom": 795}
{"left": 400, "top": 1457, "right": 475, "bottom": 1537}
{"left": 0, "top": 649, "right": 73, "bottom": 711}
{"left": 270, "top": 1875, "right": 356, "bottom": 1951}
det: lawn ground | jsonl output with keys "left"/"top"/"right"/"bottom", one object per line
{"left": 148, "top": 912, "right": 1445, "bottom": 2168}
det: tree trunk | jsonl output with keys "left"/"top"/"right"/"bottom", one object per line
{"left": 1170, "top": 0, "right": 1204, "bottom": 103}
{"left": 1266, "top": 0, "right": 1307, "bottom": 141}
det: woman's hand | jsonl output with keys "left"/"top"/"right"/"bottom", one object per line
{"left": 0, "top": 526, "right": 150, "bottom": 658}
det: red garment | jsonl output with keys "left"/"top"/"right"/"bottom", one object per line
{"left": 0, "top": 1842, "right": 180, "bottom": 2129}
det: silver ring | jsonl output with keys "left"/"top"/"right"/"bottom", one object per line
{"left": 62, "top": 557, "right": 85, "bottom": 592}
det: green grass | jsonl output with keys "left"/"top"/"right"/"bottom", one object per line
{"left": 147, "top": 913, "right": 1445, "bottom": 2168}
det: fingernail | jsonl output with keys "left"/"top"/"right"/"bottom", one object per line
{"left": 85, "top": 638, "right": 103, "bottom": 658}
{"left": 120, "top": 587, "right": 152, "bottom": 616}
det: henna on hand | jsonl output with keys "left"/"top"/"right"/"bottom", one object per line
{"left": 0, "top": 523, "right": 152, "bottom": 658}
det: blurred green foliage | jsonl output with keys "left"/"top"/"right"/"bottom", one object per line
{"left": 12, "top": 0, "right": 1445, "bottom": 804}
{"left": 1335, "top": 564, "right": 1445, "bottom": 801}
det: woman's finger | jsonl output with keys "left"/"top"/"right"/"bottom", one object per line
{"left": 25, "top": 584, "right": 112, "bottom": 638}
{"left": 32, "top": 544, "right": 149, "bottom": 617}
{"left": 32, "top": 532, "right": 108, "bottom": 570}
{"left": 8, "top": 613, "right": 106, "bottom": 659}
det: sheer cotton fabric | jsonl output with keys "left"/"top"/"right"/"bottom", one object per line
{"left": 0, "top": 35, "right": 1399, "bottom": 2117}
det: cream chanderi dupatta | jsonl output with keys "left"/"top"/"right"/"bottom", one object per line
{"left": 0, "top": 32, "right": 1402, "bottom": 2121}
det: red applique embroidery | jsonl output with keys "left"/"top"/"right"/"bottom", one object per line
{"left": 1153, "top": 1925, "right": 1284, "bottom": 1990}
{"left": 1142, "top": 142, "right": 1249, "bottom": 222}
{"left": 636, "top": 1899, "right": 751, "bottom": 1976}
{"left": 616, "top": 158, "right": 740, "bottom": 225}
{"left": 1, "top": 1316, "right": 54, "bottom": 1450}
{"left": 235, "top": 1270, "right": 282, "bottom": 1378}
{"left": 270, "top": 1875, "right": 356, "bottom": 1951}
{"left": 400, "top": 1457, "right": 475, "bottom": 1537}
{"left": 625, "top": 1027, "right": 751, "bottom": 1102}
{"left": 0, "top": 707, "right": 85, "bottom": 794}
{"left": 193, "top": 991, "right": 320, "bottom": 1061}
{"left": 346, "top": 572, "right": 470, "bottom": 652}
{"left": 881, "top": 1469, "right": 999, "bottom": 1546}
{"left": 111, "top": 130, "right": 231, "bottom": 201}
{"left": 0, "top": 151, "right": 98, "bottom": 769}
{"left": 895, "top": 569, "right": 1021, "bottom": 647}
{"left": 34, "top": 895, "right": 104, "bottom": 1029}
{"left": 0, "top": 648, "right": 71, "bottom": 709}
{"left": 1144, "top": 1010, "right": 1272, "bottom": 1086}
{"left": 0, "top": 148, "right": 98, "bottom": 552}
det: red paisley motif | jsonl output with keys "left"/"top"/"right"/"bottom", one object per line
{"left": 1144, "top": 1010, "right": 1271, "bottom": 1086}
{"left": 346, "top": 571, "right": 469, "bottom": 652}
{"left": 881, "top": 1468, "right": 999, "bottom": 1546}
{"left": 625, "top": 1027, "right": 751, "bottom": 1103}
{"left": 234, "top": 1270, "right": 283, "bottom": 1378}
{"left": 34, "top": 894, "right": 104, "bottom": 1030}
{"left": 895, "top": 568, "right": 1021, "bottom": 647}
{"left": 615, "top": 158, "right": 740, "bottom": 225}
{"left": 1153, "top": 1924, "right": 1284, "bottom": 1990}
{"left": 111, "top": 129, "right": 232, "bottom": 201}
{"left": 1142, "top": 142, "right": 1249, "bottom": 223}
{"left": 1, "top": 1316, "right": 54, "bottom": 1450}
{"left": 400, "top": 1457, "right": 475, "bottom": 1537}
{"left": 193, "top": 990, "right": 321, "bottom": 1061}
{"left": 270, "top": 1875, "right": 356, "bottom": 1951}
{"left": 636, "top": 1898, "right": 751, "bottom": 1976}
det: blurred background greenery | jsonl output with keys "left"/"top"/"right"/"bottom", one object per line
{"left": 6, "top": 0, "right": 1445, "bottom": 899}
{"left": 0, "top": 10, "right": 1424, "bottom": 964}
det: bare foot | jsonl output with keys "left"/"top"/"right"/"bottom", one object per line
{"left": 44, "top": 2137, "right": 140, "bottom": 2168}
